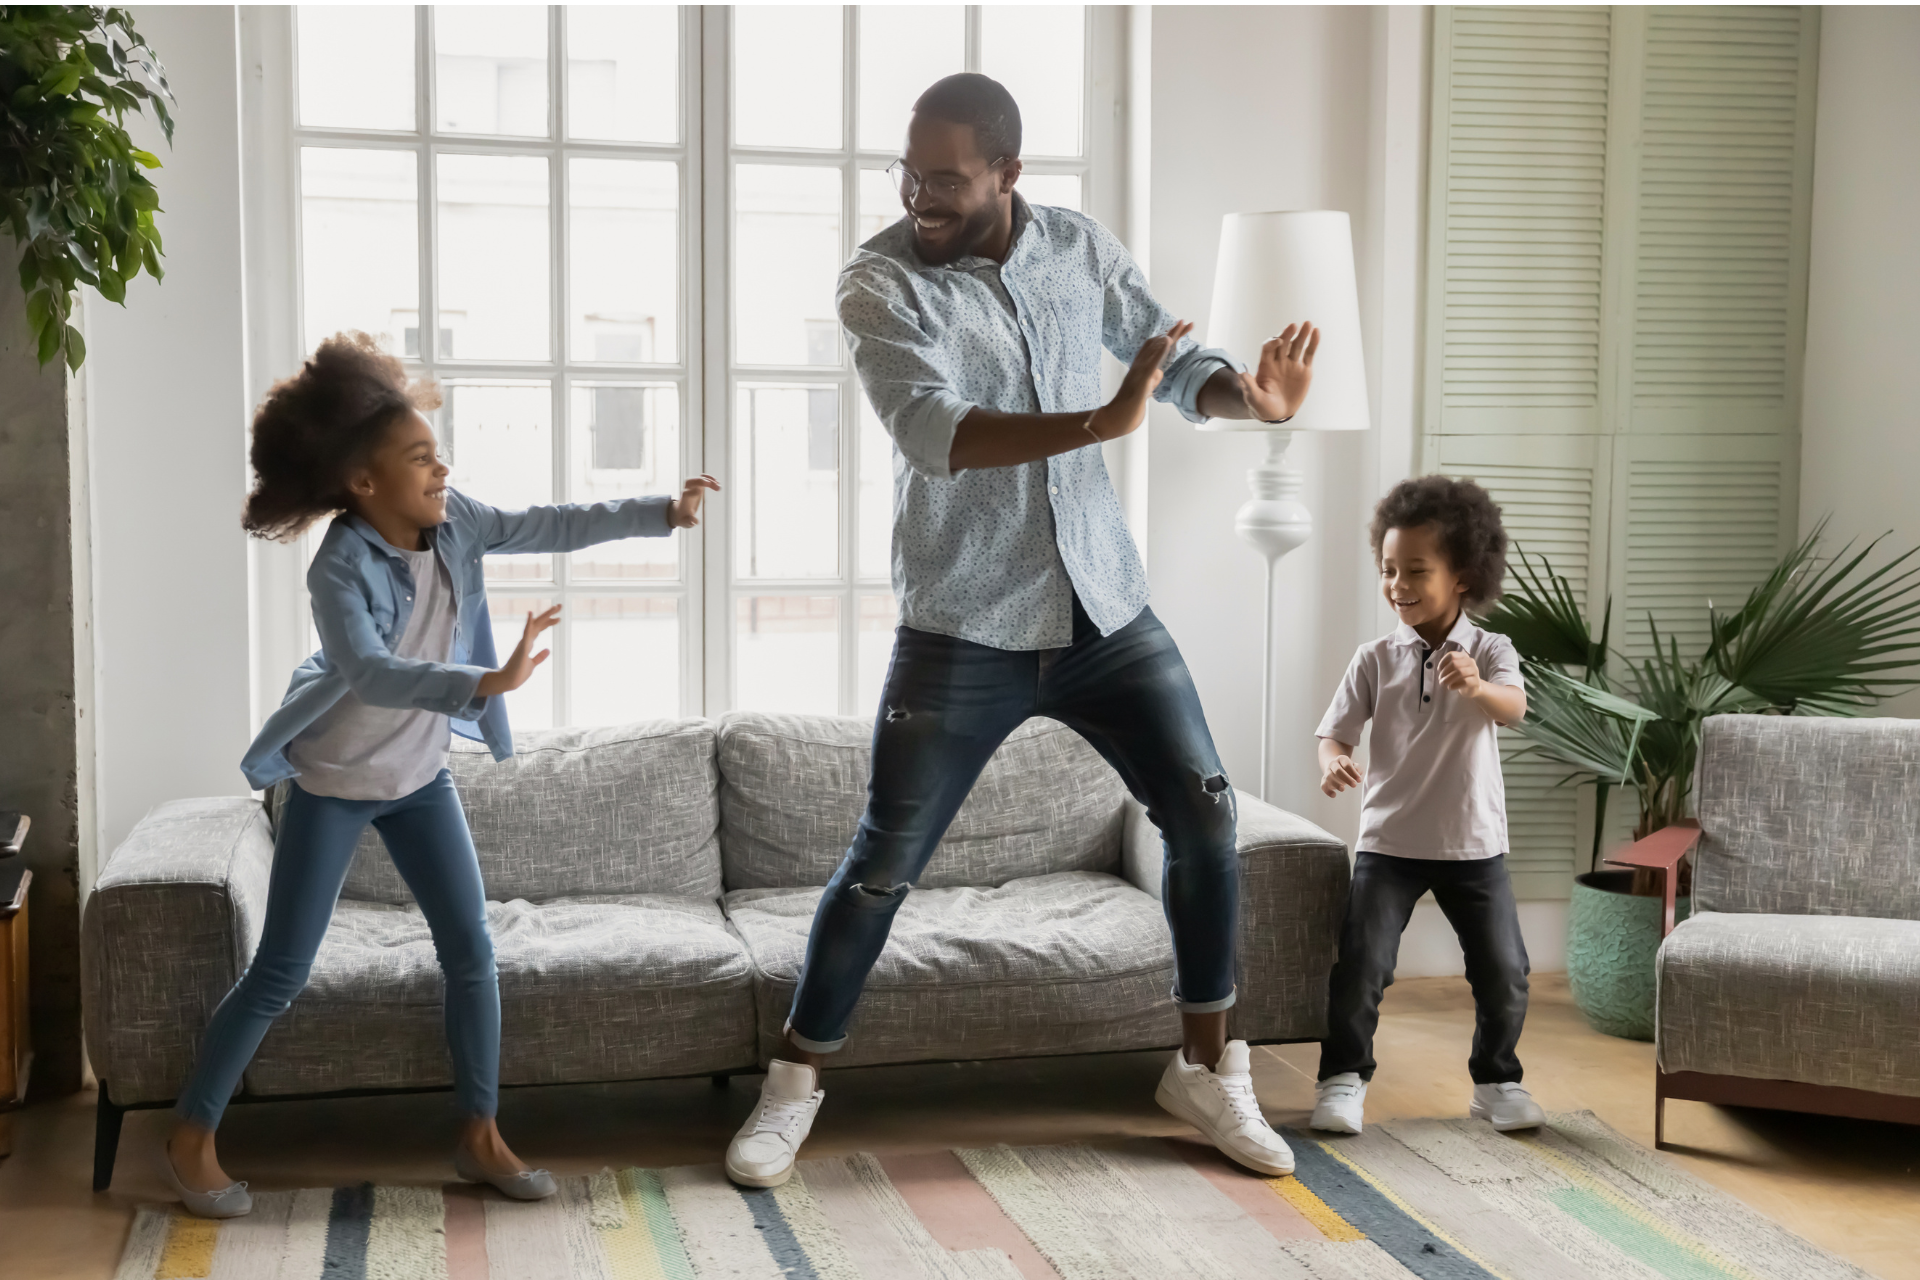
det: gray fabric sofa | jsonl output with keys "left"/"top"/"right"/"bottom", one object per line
{"left": 82, "top": 712, "right": 1348, "bottom": 1187}
{"left": 1652, "top": 714, "right": 1920, "bottom": 1141}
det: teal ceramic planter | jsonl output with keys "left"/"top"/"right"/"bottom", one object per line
{"left": 1566, "top": 870, "right": 1692, "bottom": 1041}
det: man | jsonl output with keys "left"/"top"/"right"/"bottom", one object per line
{"left": 725, "top": 73, "right": 1319, "bottom": 1189}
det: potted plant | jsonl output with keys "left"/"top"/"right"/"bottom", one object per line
{"left": 1477, "top": 524, "right": 1920, "bottom": 1038}
{"left": 2, "top": 5, "right": 173, "bottom": 369}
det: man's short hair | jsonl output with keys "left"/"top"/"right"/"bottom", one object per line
{"left": 912, "top": 73, "right": 1022, "bottom": 161}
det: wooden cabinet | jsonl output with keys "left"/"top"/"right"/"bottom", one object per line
{"left": 0, "top": 862, "right": 29, "bottom": 1159}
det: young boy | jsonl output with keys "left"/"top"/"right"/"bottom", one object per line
{"left": 1309, "top": 475, "right": 1544, "bottom": 1135}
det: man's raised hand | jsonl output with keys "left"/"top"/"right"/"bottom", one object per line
{"left": 1238, "top": 321, "right": 1319, "bottom": 423}
{"left": 669, "top": 474, "right": 722, "bottom": 528}
{"left": 1089, "top": 321, "right": 1194, "bottom": 442}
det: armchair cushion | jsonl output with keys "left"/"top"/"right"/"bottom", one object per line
{"left": 1657, "top": 910, "right": 1920, "bottom": 1097}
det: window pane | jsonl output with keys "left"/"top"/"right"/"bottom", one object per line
{"left": 300, "top": 149, "right": 417, "bottom": 355}
{"left": 489, "top": 595, "right": 555, "bottom": 731}
{"left": 981, "top": 6, "right": 1084, "bottom": 157}
{"left": 435, "top": 5, "right": 549, "bottom": 136}
{"left": 567, "top": 6, "right": 678, "bottom": 143}
{"left": 858, "top": 167, "right": 900, "bottom": 245}
{"left": 1018, "top": 173, "right": 1081, "bottom": 212}
{"left": 735, "top": 384, "right": 840, "bottom": 580}
{"left": 736, "top": 596, "right": 839, "bottom": 713}
{"left": 298, "top": 7, "right": 415, "bottom": 130}
{"left": 444, "top": 380, "right": 552, "bottom": 583}
{"left": 735, "top": 164, "right": 842, "bottom": 366}
{"left": 857, "top": 6, "right": 963, "bottom": 151}
{"left": 437, "top": 154, "right": 550, "bottom": 360}
{"left": 570, "top": 596, "right": 680, "bottom": 724}
{"left": 569, "top": 159, "right": 678, "bottom": 364}
{"left": 857, "top": 592, "right": 898, "bottom": 716}
{"left": 569, "top": 382, "right": 681, "bottom": 581}
{"left": 858, "top": 398, "right": 894, "bottom": 580}
{"left": 734, "top": 6, "right": 842, "bottom": 149}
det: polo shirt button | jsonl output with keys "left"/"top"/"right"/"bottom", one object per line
{"left": 1423, "top": 695, "right": 1431, "bottom": 702}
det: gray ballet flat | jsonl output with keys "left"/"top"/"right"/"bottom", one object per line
{"left": 453, "top": 1147, "right": 556, "bottom": 1201}
{"left": 159, "top": 1143, "right": 252, "bottom": 1219}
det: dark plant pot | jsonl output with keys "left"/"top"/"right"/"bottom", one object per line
{"left": 1566, "top": 870, "right": 1692, "bottom": 1041}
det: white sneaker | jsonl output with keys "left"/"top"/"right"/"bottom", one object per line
{"left": 726, "top": 1059, "right": 824, "bottom": 1188}
{"left": 1310, "top": 1072, "right": 1367, "bottom": 1134}
{"left": 1471, "top": 1081, "right": 1545, "bottom": 1131}
{"left": 1155, "top": 1041, "right": 1295, "bottom": 1176}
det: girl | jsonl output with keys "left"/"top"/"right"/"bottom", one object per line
{"left": 162, "top": 332, "right": 718, "bottom": 1218}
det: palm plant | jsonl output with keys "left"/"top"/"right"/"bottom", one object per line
{"left": 1476, "top": 523, "right": 1920, "bottom": 879}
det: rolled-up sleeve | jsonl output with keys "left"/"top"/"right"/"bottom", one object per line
{"left": 838, "top": 259, "right": 967, "bottom": 480}
{"left": 1098, "top": 228, "right": 1242, "bottom": 424}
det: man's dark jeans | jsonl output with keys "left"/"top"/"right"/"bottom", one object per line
{"left": 786, "top": 599, "right": 1239, "bottom": 1052}
{"left": 1318, "top": 851, "right": 1530, "bottom": 1085}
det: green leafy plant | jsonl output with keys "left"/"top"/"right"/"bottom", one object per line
{"left": 2, "top": 6, "right": 172, "bottom": 369}
{"left": 1477, "top": 523, "right": 1920, "bottom": 877}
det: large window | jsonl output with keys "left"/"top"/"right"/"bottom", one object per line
{"left": 270, "top": 5, "right": 1107, "bottom": 728}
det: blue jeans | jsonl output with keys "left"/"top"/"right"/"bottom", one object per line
{"left": 174, "top": 770, "right": 499, "bottom": 1128}
{"left": 786, "top": 599, "right": 1239, "bottom": 1053}
{"left": 1317, "top": 852, "right": 1530, "bottom": 1085}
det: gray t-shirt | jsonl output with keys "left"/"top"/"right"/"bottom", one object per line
{"left": 288, "top": 545, "right": 458, "bottom": 801}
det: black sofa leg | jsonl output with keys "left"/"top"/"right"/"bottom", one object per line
{"left": 93, "top": 1082, "right": 125, "bottom": 1192}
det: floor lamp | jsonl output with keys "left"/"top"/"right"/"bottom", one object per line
{"left": 1199, "top": 211, "right": 1371, "bottom": 800}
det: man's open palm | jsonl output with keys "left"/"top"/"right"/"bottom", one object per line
{"left": 1238, "top": 321, "right": 1319, "bottom": 423}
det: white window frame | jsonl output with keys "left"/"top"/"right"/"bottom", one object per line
{"left": 243, "top": 6, "right": 1125, "bottom": 731}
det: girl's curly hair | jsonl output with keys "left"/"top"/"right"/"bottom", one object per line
{"left": 1368, "top": 475, "right": 1509, "bottom": 611}
{"left": 241, "top": 332, "right": 442, "bottom": 541}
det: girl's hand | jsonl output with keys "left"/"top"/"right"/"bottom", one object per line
{"left": 1320, "top": 754, "right": 1363, "bottom": 798}
{"left": 669, "top": 474, "right": 721, "bottom": 529}
{"left": 477, "top": 605, "right": 561, "bottom": 696}
{"left": 1436, "top": 651, "right": 1483, "bottom": 699}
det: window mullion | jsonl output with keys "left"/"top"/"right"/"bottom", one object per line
{"left": 700, "top": 4, "right": 732, "bottom": 717}
{"left": 965, "top": 5, "right": 981, "bottom": 73}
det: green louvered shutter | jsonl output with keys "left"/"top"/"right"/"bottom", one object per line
{"left": 1425, "top": 6, "right": 1818, "bottom": 897}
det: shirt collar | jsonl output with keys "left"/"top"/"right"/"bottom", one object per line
{"left": 941, "top": 192, "right": 1034, "bottom": 272}
{"left": 1391, "top": 611, "right": 1480, "bottom": 652}
{"left": 342, "top": 513, "right": 440, "bottom": 562}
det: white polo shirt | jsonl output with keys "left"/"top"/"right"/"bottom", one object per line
{"left": 1315, "top": 613, "right": 1524, "bottom": 860}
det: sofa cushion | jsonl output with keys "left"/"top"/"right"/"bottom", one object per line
{"left": 245, "top": 893, "right": 756, "bottom": 1094}
{"left": 716, "top": 712, "right": 1127, "bottom": 890}
{"left": 1694, "top": 715, "right": 1920, "bottom": 920}
{"left": 725, "top": 870, "right": 1180, "bottom": 1066}
{"left": 339, "top": 720, "right": 721, "bottom": 905}
{"left": 1656, "top": 910, "right": 1920, "bottom": 1098}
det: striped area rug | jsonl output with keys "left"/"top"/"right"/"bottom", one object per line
{"left": 113, "top": 1111, "right": 1874, "bottom": 1280}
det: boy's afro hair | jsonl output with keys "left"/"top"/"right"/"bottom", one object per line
{"left": 1369, "top": 475, "right": 1509, "bottom": 611}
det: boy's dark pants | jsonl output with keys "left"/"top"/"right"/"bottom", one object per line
{"left": 1318, "top": 851, "right": 1530, "bottom": 1085}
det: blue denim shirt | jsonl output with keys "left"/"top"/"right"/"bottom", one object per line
{"left": 240, "top": 488, "right": 671, "bottom": 789}
{"left": 838, "top": 196, "right": 1240, "bottom": 650}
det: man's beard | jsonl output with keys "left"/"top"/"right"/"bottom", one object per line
{"left": 911, "top": 200, "right": 1004, "bottom": 266}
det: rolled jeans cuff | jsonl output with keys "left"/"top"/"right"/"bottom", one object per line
{"left": 783, "top": 1018, "right": 848, "bottom": 1055}
{"left": 1173, "top": 984, "right": 1237, "bottom": 1015}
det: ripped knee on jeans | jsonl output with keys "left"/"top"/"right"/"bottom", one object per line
{"left": 1201, "top": 772, "right": 1231, "bottom": 804}
{"left": 843, "top": 879, "right": 911, "bottom": 907}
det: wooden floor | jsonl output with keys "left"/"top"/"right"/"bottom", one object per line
{"left": 3, "top": 974, "right": 1915, "bottom": 1278}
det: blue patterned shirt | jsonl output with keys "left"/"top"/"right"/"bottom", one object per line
{"left": 838, "top": 197, "right": 1238, "bottom": 650}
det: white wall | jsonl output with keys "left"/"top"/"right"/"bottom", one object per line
{"left": 83, "top": 6, "right": 255, "bottom": 858}
{"left": 1146, "top": 6, "right": 1566, "bottom": 975}
{"left": 1800, "top": 5, "right": 1920, "bottom": 720}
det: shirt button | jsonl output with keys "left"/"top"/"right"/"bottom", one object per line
{"left": 1424, "top": 695, "right": 1432, "bottom": 702}
{"left": 1049, "top": 485, "right": 1059, "bottom": 495}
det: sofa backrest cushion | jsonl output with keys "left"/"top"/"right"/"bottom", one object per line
{"left": 716, "top": 712, "right": 1127, "bottom": 890}
{"left": 338, "top": 719, "right": 721, "bottom": 904}
{"left": 1694, "top": 714, "right": 1920, "bottom": 920}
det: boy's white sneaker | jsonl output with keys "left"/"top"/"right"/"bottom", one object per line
{"left": 1471, "top": 1081, "right": 1545, "bottom": 1131}
{"left": 1310, "top": 1072, "right": 1367, "bottom": 1134}
{"left": 1155, "top": 1041, "right": 1295, "bottom": 1176}
{"left": 725, "top": 1059, "right": 824, "bottom": 1188}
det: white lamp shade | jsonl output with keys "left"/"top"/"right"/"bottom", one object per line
{"left": 1202, "top": 210, "right": 1369, "bottom": 432}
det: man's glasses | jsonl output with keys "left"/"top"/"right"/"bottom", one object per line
{"left": 887, "top": 156, "right": 1006, "bottom": 205}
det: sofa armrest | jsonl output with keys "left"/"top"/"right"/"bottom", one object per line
{"left": 81, "top": 797, "right": 275, "bottom": 1105}
{"left": 1123, "top": 790, "right": 1350, "bottom": 1044}
{"left": 1604, "top": 819, "right": 1698, "bottom": 939}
